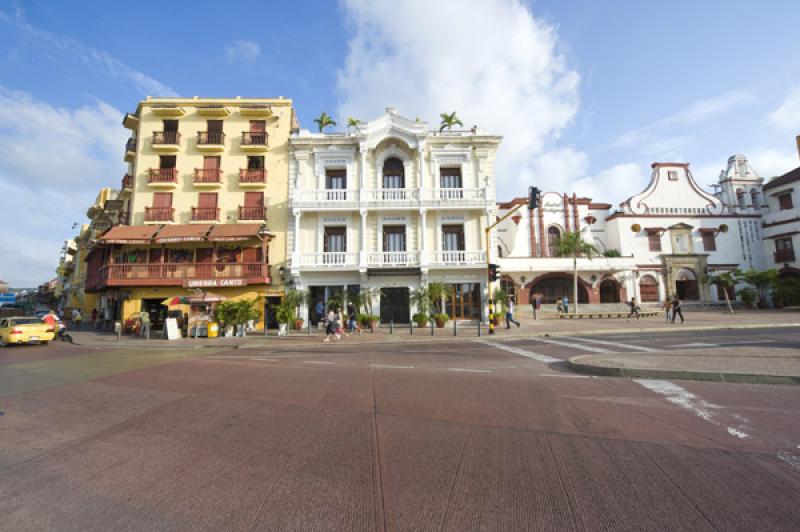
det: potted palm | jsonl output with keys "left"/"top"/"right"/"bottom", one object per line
{"left": 427, "top": 282, "right": 450, "bottom": 327}
{"left": 282, "top": 288, "right": 306, "bottom": 329}
{"left": 313, "top": 112, "right": 337, "bottom": 133}
{"left": 232, "top": 298, "right": 261, "bottom": 337}
{"left": 439, "top": 111, "right": 463, "bottom": 132}
{"left": 214, "top": 301, "right": 238, "bottom": 337}
{"left": 410, "top": 286, "right": 431, "bottom": 327}
{"left": 272, "top": 300, "right": 294, "bottom": 336}
{"left": 360, "top": 287, "right": 380, "bottom": 331}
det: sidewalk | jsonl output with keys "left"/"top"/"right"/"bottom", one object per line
{"left": 66, "top": 309, "right": 800, "bottom": 349}
{"left": 568, "top": 347, "right": 800, "bottom": 386}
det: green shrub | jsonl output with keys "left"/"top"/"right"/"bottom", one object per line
{"left": 602, "top": 249, "right": 621, "bottom": 257}
{"left": 738, "top": 287, "right": 757, "bottom": 307}
{"left": 432, "top": 312, "right": 450, "bottom": 324}
{"left": 412, "top": 312, "right": 429, "bottom": 325}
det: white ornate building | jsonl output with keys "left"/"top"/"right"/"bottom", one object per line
{"left": 288, "top": 108, "right": 500, "bottom": 322}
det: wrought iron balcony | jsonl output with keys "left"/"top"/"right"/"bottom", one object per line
{"left": 191, "top": 207, "right": 219, "bottom": 221}
{"left": 147, "top": 168, "right": 178, "bottom": 184}
{"left": 144, "top": 207, "right": 174, "bottom": 222}
{"left": 241, "top": 131, "right": 268, "bottom": 146}
{"left": 239, "top": 168, "right": 266, "bottom": 184}
{"left": 197, "top": 131, "right": 225, "bottom": 145}
{"left": 152, "top": 131, "right": 181, "bottom": 145}
{"left": 238, "top": 206, "right": 267, "bottom": 220}
{"left": 193, "top": 168, "right": 222, "bottom": 184}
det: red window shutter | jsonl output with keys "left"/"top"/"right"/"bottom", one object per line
{"left": 203, "top": 156, "right": 220, "bottom": 170}
{"left": 244, "top": 192, "right": 264, "bottom": 207}
{"left": 243, "top": 248, "right": 262, "bottom": 262}
{"left": 198, "top": 193, "right": 218, "bottom": 208}
{"left": 153, "top": 193, "right": 172, "bottom": 208}
{"left": 196, "top": 249, "right": 213, "bottom": 263}
{"left": 249, "top": 120, "right": 266, "bottom": 133}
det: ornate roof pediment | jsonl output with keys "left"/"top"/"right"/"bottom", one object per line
{"left": 623, "top": 163, "right": 723, "bottom": 216}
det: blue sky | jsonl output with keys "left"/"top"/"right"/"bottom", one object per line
{"left": 1, "top": 0, "right": 799, "bottom": 286}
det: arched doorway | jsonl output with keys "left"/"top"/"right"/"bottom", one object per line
{"left": 599, "top": 278, "right": 620, "bottom": 303}
{"left": 639, "top": 275, "right": 658, "bottom": 302}
{"left": 547, "top": 226, "right": 562, "bottom": 256}
{"left": 675, "top": 268, "right": 699, "bottom": 300}
{"left": 529, "top": 274, "right": 588, "bottom": 304}
{"left": 382, "top": 157, "right": 405, "bottom": 189}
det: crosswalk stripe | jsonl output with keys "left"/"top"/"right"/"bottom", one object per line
{"left": 570, "top": 336, "right": 657, "bottom": 352}
{"left": 476, "top": 340, "right": 561, "bottom": 363}
{"left": 534, "top": 337, "right": 610, "bottom": 353}
{"left": 370, "top": 364, "right": 414, "bottom": 369}
{"left": 448, "top": 368, "right": 492, "bottom": 373}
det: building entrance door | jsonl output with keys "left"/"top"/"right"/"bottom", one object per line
{"left": 445, "top": 283, "right": 481, "bottom": 320}
{"left": 380, "top": 287, "right": 410, "bottom": 323}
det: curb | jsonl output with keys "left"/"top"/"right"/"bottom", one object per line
{"left": 567, "top": 355, "right": 800, "bottom": 386}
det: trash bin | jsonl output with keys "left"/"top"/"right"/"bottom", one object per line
{"left": 208, "top": 322, "right": 219, "bottom": 338}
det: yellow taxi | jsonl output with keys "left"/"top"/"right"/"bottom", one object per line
{"left": 0, "top": 316, "right": 56, "bottom": 346}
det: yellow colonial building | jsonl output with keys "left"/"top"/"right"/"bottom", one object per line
{"left": 85, "top": 97, "right": 297, "bottom": 331}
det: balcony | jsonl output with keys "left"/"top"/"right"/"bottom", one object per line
{"left": 147, "top": 168, "right": 178, "bottom": 188}
{"left": 124, "top": 138, "right": 136, "bottom": 162}
{"left": 239, "top": 168, "right": 267, "bottom": 188}
{"left": 775, "top": 249, "right": 796, "bottom": 263}
{"left": 191, "top": 207, "right": 219, "bottom": 222}
{"left": 364, "top": 188, "right": 419, "bottom": 205}
{"left": 91, "top": 262, "right": 269, "bottom": 289}
{"left": 151, "top": 131, "right": 181, "bottom": 152}
{"left": 196, "top": 105, "right": 230, "bottom": 117}
{"left": 144, "top": 207, "right": 174, "bottom": 222}
{"left": 239, "top": 206, "right": 267, "bottom": 221}
{"left": 239, "top": 104, "right": 273, "bottom": 117}
{"left": 294, "top": 252, "right": 359, "bottom": 269}
{"left": 291, "top": 189, "right": 360, "bottom": 209}
{"left": 367, "top": 251, "right": 420, "bottom": 267}
{"left": 193, "top": 168, "right": 222, "bottom": 188}
{"left": 421, "top": 188, "right": 486, "bottom": 206}
{"left": 150, "top": 104, "right": 186, "bottom": 117}
{"left": 240, "top": 132, "right": 269, "bottom": 152}
{"left": 429, "top": 251, "right": 486, "bottom": 267}
{"left": 196, "top": 131, "right": 225, "bottom": 152}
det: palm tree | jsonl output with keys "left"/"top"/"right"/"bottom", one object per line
{"left": 346, "top": 117, "right": 362, "bottom": 131}
{"left": 410, "top": 286, "right": 430, "bottom": 316}
{"left": 438, "top": 111, "right": 463, "bottom": 132}
{"left": 313, "top": 112, "right": 337, "bottom": 133}
{"left": 703, "top": 270, "right": 739, "bottom": 314}
{"left": 552, "top": 231, "right": 598, "bottom": 313}
{"left": 427, "top": 282, "right": 449, "bottom": 314}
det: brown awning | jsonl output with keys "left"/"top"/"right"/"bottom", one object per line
{"left": 644, "top": 227, "right": 666, "bottom": 234}
{"left": 154, "top": 224, "right": 213, "bottom": 243}
{"left": 207, "top": 223, "right": 271, "bottom": 242}
{"left": 698, "top": 227, "right": 719, "bottom": 235}
{"left": 99, "top": 225, "right": 161, "bottom": 244}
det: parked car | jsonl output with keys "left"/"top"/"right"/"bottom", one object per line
{"left": 0, "top": 317, "right": 56, "bottom": 346}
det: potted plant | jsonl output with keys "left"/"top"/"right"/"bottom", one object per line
{"left": 433, "top": 312, "right": 450, "bottom": 328}
{"left": 214, "top": 301, "right": 238, "bottom": 337}
{"left": 412, "top": 313, "right": 429, "bottom": 328}
{"left": 367, "top": 314, "right": 380, "bottom": 331}
{"left": 282, "top": 288, "right": 306, "bottom": 329}
{"left": 232, "top": 298, "right": 261, "bottom": 337}
{"left": 738, "top": 287, "right": 757, "bottom": 309}
{"left": 272, "top": 301, "right": 294, "bottom": 336}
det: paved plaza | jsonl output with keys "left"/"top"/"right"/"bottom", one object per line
{"left": 1, "top": 324, "right": 800, "bottom": 530}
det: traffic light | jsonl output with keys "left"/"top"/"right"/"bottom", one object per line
{"left": 528, "top": 186, "right": 540, "bottom": 210}
{"left": 488, "top": 263, "right": 499, "bottom": 282}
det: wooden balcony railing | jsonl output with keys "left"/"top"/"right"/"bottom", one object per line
{"left": 121, "top": 174, "right": 133, "bottom": 189}
{"left": 193, "top": 168, "right": 222, "bottom": 183}
{"left": 239, "top": 206, "right": 267, "bottom": 220}
{"left": 148, "top": 168, "right": 178, "bottom": 183}
{"left": 240, "top": 168, "right": 266, "bottom": 183}
{"left": 144, "top": 207, "right": 174, "bottom": 222}
{"left": 152, "top": 131, "right": 181, "bottom": 145}
{"left": 191, "top": 207, "right": 219, "bottom": 221}
{"left": 241, "top": 132, "right": 268, "bottom": 146}
{"left": 775, "top": 250, "right": 796, "bottom": 263}
{"left": 93, "top": 262, "right": 270, "bottom": 287}
{"left": 125, "top": 138, "right": 137, "bottom": 152}
{"left": 197, "top": 131, "right": 225, "bottom": 145}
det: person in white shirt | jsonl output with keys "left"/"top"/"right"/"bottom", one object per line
{"left": 505, "top": 299, "right": 520, "bottom": 328}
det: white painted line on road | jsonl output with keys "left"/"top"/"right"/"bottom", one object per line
{"left": 672, "top": 342, "right": 720, "bottom": 348}
{"left": 777, "top": 450, "right": 800, "bottom": 472}
{"left": 370, "top": 364, "right": 414, "bottom": 369}
{"left": 448, "top": 368, "right": 492, "bottom": 373}
{"left": 539, "top": 373, "right": 589, "bottom": 378}
{"left": 722, "top": 340, "right": 776, "bottom": 346}
{"left": 534, "top": 337, "right": 611, "bottom": 353}
{"left": 571, "top": 336, "right": 657, "bottom": 352}
{"left": 304, "top": 360, "right": 336, "bottom": 365}
{"left": 251, "top": 357, "right": 278, "bottom": 362}
{"left": 475, "top": 340, "right": 561, "bottom": 363}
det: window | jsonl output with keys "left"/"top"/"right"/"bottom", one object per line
{"left": 702, "top": 232, "right": 716, "bottom": 251}
{"left": 383, "top": 226, "right": 406, "bottom": 252}
{"left": 383, "top": 157, "right": 405, "bottom": 188}
{"left": 775, "top": 238, "right": 795, "bottom": 262}
{"left": 648, "top": 233, "right": 662, "bottom": 252}
{"left": 440, "top": 167, "right": 462, "bottom": 188}
{"left": 667, "top": 170, "right": 678, "bottom": 181}
{"left": 639, "top": 275, "right": 658, "bottom": 302}
{"left": 442, "top": 224, "right": 465, "bottom": 251}
{"left": 207, "top": 120, "right": 223, "bottom": 143}
{"left": 248, "top": 120, "right": 266, "bottom": 144}
{"left": 324, "top": 227, "right": 346, "bottom": 252}
{"left": 779, "top": 193, "right": 794, "bottom": 210}
{"left": 547, "top": 226, "right": 561, "bottom": 256}
{"left": 247, "top": 155, "right": 264, "bottom": 169}
{"left": 241, "top": 192, "right": 264, "bottom": 220}
{"left": 325, "top": 168, "right": 346, "bottom": 189}
{"left": 159, "top": 155, "right": 176, "bottom": 169}
{"left": 162, "top": 120, "right": 179, "bottom": 144}
{"left": 194, "top": 192, "right": 218, "bottom": 221}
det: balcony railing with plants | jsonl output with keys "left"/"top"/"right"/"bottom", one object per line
{"left": 238, "top": 206, "right": 267, "bottom": 220}
{"left": 241, "top": 132, "right": 268, "bottom": 146}
{"left": 92, "top": 262, "right": 269, "bottom": 287}
{"left": 191, "top": 207, "right": 220, "bottom": 221}
{"left": 193, "top": 168, "right": 222, "bottom": 184}
{"left": 240, "top": 168, "right": 266, "bottom": 183}
{"left": 144, "top": 207, "right": 174, "bottom": 222}
{"left": 125, "top": 138, "right": 137, "bottom": 152}
{"left": 152, "top": 131, "right": 181, "bottom": 145}
{"left": 197, "top": 131, "right": 225, "bottom": 145}
{"left": 121, "top": 174, "right": 133, "bottom": 189}
{"left": 147, "top": 168, "right": 178, "bottom": 184}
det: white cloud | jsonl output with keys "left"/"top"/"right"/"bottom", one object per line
{"left": 528, "top": 147, "right": 589, "bottom": 192}
{"left": 769, "top": 86, "right": 800, "bottom": 130}
{"left": 0, "top": 7, "right": 176, "bottom": 97}
{"left": 226, "top": 40, "right": 261, "bottom": 63}
{"left": 0, "top": 87, "right": 126, "bottom": 287}
{"left": 749, "top": 148, "right": 798, "bottom": 178}
{"left": 572, "top": 163, "right": 647, "bottom": 204}
{"left": 336, "top": 0, "right": 580, "bottom": 198}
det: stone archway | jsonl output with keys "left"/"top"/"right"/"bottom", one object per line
{"left": 675, "top": 268, "right": 699, "bottom": 300}
{"left": 528, "top": 273, "right": 589, "bottom": 304}
{"left": 599, "top": 278, "right": 621, "bottom": 303}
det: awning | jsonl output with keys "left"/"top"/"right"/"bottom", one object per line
{"left": 644, "top": 227, "right": 666, "bottom": 234}
{"left": 154, "top": 224, "right": 213, "bottom": 243}
{"left": 698, "top": 227, "right": 719, "bottom": 235}
{"left": 207, "top": 223, "right": 271, "bottom": 242}
{"left": 99, "top": 225, "right": 160, "bottom": 244}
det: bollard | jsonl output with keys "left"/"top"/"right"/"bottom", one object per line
{"left": 410, "top": 320, "right": 413, "bottom": 335}
{"left": 453, "top": 319, "right": 457, "bottom": 336}
{"left": 430, "top": 318, "right": 434, "bottom": 336}
{"left": 477, "top": 320, "right": 481, "bottom": 337}
{"left": 390, "top": 317, "right": 394, "bottom": 335}
{"left": 308, "top": 317, "right": 311, "bottom": 335}
{"left": 488, "top": 301, "right": 495, "bottom": 335}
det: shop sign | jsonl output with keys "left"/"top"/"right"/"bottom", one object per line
{"left": 185, "top": 279, "right": 247, "bottom": 288}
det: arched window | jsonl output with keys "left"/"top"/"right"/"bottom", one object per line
{"left": 599, "top": 278, "right": 620, "bottom": 303}
{"left": 382, "top": 157, "right": 405, "bottom": 188}
{"left": 750, "top": 189, "right": 760, "bottom": 209}
{"left": 736, "top": 188, "right": 746, "bottom": 209}
{"left": 639, "top": 275, "right": 658, "bottom": 302}
{"left": 547, "top": 226, "right": 561, "bottom": 256}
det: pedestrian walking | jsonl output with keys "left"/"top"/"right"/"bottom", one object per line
{"left": 556, "top": 299, "right": 564, "bottom": 314}
{"left": 561, "top": 295, "right": 569, "bottom": 314}
{"left": 315, "top": 300, "right": 325, "bottom": 326}
{"left": 139, "top": 310, "right": 151, "bottom": 338}
{"left": 323, "top": 309, "right": 336, "bottom": 342}
{"left": 346, "top": 302, "right": 361, "bottom": 335}
{"left": 505, "top": 299, "right": 520, "bottom": 328}
{"left": 91, "top": 308, "right": 98, "bottom": 328}
{"left": 662, "top": 299, "right": 672, "bottom": 322}
{"left": 627, "top": 297, "right": 640, "bottom": 320}
{"left": 671, "top": 294, "right": 684, "bottom": 323}
{"left": 73, "top": 309, "right": 83, "bottom": 330}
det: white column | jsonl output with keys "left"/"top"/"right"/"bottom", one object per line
{"left": 417, "top": 141, "right": 426, "bottom": 190}
{"left": 359, "top": 208, "right": 368, "bottom": 271}
{"left": 420, "top": 208, "right": 428, "bottom": 267}
{"left": 292, "top": 211, "right": 302, "bottom": 272}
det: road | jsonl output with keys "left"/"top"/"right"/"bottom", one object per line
{"left": 1, "top": 327, "right": 799, "bottom": 530}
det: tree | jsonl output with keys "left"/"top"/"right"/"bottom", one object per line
{"left": 703, "top": 269, "right": 739, "bottom": 314}
{"left": 282, "top": 288, "right": 306, "bottom": 322}
{"left": 427, "top": 282, "right": 449, "bottom": 314}
{"left": 552, "top": 231, "right": 598, "bottom": 313}
{"left": 346, "top": 117, "right": 362, "bottom": 131}
{"left": 410, "top": 286, "right": 430, "bottom": 316}
{"left": 360, "top": 287, "right": 380, "bottom": 315}
{"left": 313, "top": 112, "right": 336, "bottom": 133}
{"left": 740, "top": 268, "right": 778, "bottom": 307}
{"left": 438, "top": 111, "right": 463, "bottom": 132}
{"left": 492, "top": 288, "right": 509, "bottom": 312}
